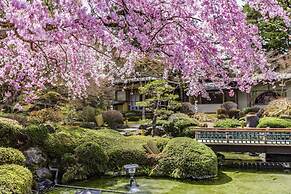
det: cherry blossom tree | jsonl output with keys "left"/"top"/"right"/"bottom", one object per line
{"left": 0, "top": 0, "right": 289, "bottom": 102}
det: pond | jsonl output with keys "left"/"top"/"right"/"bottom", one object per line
{"left": 47, "top": 169, "right": 291, "bottom": 194}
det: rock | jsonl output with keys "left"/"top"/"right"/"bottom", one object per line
{"left": 246, "top": 114, "right": 259, "bottom": 128}
{"left": 24, "top": 147, "right": 47, "bottom": 167}
{"left": 37, "top": 179, "right": 54, "bottom": 192}
{"left": 36, "top": 168, "right": 52, "bottom": 179}
{"left": 76, "top": 190, "right": 101, "bottom": 194}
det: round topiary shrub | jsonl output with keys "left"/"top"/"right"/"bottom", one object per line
{"left": 74, "top": 142, "right": 108, "bottom": 175}
{"left": 0, "top": 147, "right": 26, "bottom": 165}
{"left": 22, "top": 125, "right": 49, "bottom": 146}
{"left": 0, "top": 117, "right": 23, "bottom": 147}
{"left": 257, "top": 117, "right": 291, "bottom": 128}
{"left": 158, "top": 137, "right": 218, "bottom": 179}
{"left": 164, "top": 113, "right": 198, "bottom": 136}
{"left": 102, "top": 110, "right": 124, "bottom": 129}
{"left": 0, "top": 164, "right": 33, "bottom": 194}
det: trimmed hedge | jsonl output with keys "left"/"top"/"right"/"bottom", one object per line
{"left": 164, "top": 113, "right": 198, "bottom": 136}
{"left": 214, "top": 119, "right": 241, "bottom": 128}
{"left": 158, "top": 137, "right": 218, "bottom": 179}
{"left": 257, "top": 117, "right": 291, "bottom": 128}
{"left": 75, "top": 142, "right": 108, "bottom": 174}
{"left": 0, "top": 117, "right": 23, "bottom": 147}
{"left": 22, "top": 124, "right": 49, "bottom": 146}
{"left": 0, "top": 147, "right": 26, "bottom": 166}
{"left": 0, "top": 164, "right": 33, "bottom": 194}
{"left": 102, "top": 110, "right": 124, "bottom": 129}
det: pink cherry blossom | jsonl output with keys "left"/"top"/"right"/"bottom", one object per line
{"left": 0, "top": 0, "right": 288, "bottom": 101}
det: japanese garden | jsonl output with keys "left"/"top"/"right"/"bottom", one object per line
{"left": 0, "top": 0, "right": 290, "bottom": 194}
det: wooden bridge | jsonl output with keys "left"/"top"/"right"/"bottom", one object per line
{"left": 194, "top": 128, "right": 291, "bottom": 155}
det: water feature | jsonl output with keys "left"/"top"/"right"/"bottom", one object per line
{"left": 47, "top": 169, "right": 291, "bottom": 194}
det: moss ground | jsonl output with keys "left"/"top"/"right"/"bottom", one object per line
{"left": 48, "top": 170, "right": 291, "bottom": 194}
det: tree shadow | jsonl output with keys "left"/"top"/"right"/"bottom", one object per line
{"left": 177, "top": 171, "right": 233, "bottom": 186}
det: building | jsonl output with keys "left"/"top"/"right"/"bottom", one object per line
{"left": 112, "top": 51, "right": 290, "bottom": 113}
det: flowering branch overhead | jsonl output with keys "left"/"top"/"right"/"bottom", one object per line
{"left": 0, "top": 0, "right": 289, "bottom": 101}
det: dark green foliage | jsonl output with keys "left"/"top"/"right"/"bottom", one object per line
{"left": 244, "top": 4, "right": 289, "bottom": 53}
{"left": 79, "top": 106, "right": 96, "bottom": 122}
{"left": 257, "top": 117, "right": 291, "bottom": 128}
{"left": 243, "top": 107, "right": 261, "bottom": 115}
{"left": 45, "top": 130, "right": 80, "bottom": 158}
{"left": 158, "top": 137, "right": 218, "bottom": 179}
{"left": 125, "top": 110, "right": 142, "bottom": 121}
{"left": 74, "top": 142, "right": 108, "bottom": 174}
{"left": 216, "top": 108, "right": 227, "bottom": 115}
{"left": 217, "top": 102, "right": 240, "bottom": 119}
{"left": 22, "top": 125, "right": 49, "bottom": 146}
{"left": 62, "top": 142, "right": 109, "bottom": 183}
{"left": 228, "top": 109, "right": 240, "bottom": 119}
{"left": 164, "top": 113, "right": 198, "bottom": 136}
{"left": 0, "top": 147, "right": 26, "bottom": 166}
{"left": 102, "top": 110, "right": 124, "bottom": 129}
{"left": 0, "top": 117, "right": 23, "bottom": 147}
{"left": 62, "top": 164, "right": 90, "bottom": 183}
{"left": 214, "top": 119, "right": 241, "bottom": 128}
{"left": 0, "top": 164, "right": 33, "bottom": 194}
{"left": 180, "top": 102, "right": 194, "bottom": 115}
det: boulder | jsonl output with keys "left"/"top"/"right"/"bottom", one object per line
{"left": 36, "top": 168, "right": 52, "bottom": 179}
{"left": 24, "top": 147, "right": 47, "bottom": 167}
{"left": 246, "top": 114, "right": 259, "bottom": 128}
{"left": 37, "top": 179, "right": 54, "bottom": 192}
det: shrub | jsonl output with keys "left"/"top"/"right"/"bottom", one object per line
{"left": 125, "top": 110, "right": 142, "bottom": 121}
{"left": 102, "top": 110, "right": 124, "bottom": 129}
{"left": 0, "top": 113, "right": 28, "bottom": 126}
{"left": 22, "top": 125, "right": 49, "bottom": 146}
{"left": 62, "top": 164, "right": 90, "bottom": 183}
{"left": 45, "top": 130, "right": 80, "bottom": 158}
{"left": 78, "top": 106, "right": 97, "bottom": 122}
{"left": 221, "top": 101, "right": 238, "bottom": 110}
{"left": 217, "top": 102, "right": 240, "bottom": 119}
{"left": 28, "top": 108, "right": 63, "bottom": 124}
{"left": 164, "top": 113, "right": 198, "bottom": 136}
{"left": 74, "top": 142, "right": 108, "bottom": 175}
{"left": 214, "top": 119, "right": 241, "bottom": 128}
{"left": 263, "top": 98, "right": 291, "bottom": 117}
{"left": 243, "top": 106, "right": 261, "bottom": 115}
{"left": 157, "top": 137, "right": 217, "bottom": 179}
{"left": 108, "top": 146, "right": 148, "bottom": 170}
{"left": 0, "top": 164, "right": 33, "bottom": 194}
{"left": 0, "top": 117, "right": 23, "bottom": 147}
{"left": 0, "top": 147, "right": 26, "bottom": 165}
{"left": 180, "top": 102, "right": 194, "bottom": 115}
{"left": 228, "top": 109, "right": 240, "bottom": 119}
{"left": 257, "top": 117, "right": 291, "bottom": 128}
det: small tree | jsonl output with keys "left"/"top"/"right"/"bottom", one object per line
{"left": 137, "top": 80, "right": 180, "bottom": 136}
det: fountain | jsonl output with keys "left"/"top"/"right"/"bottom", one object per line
{"left": 124, "top": 164, "right": 139, "bottom": 193}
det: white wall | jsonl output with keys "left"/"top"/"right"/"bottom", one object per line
{"left": 197, "top": 104, "right": 222, "bottom": 113}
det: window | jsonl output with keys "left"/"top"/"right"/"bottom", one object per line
{"left": 116, "top": 90, "right": 126, "bottom": 101}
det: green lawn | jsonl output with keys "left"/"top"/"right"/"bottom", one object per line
{"left": 48, "top": 170, "right": 291, "bottom": 194}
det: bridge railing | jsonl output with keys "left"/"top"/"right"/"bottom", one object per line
{"left": 193, "top": 128, "right": 291, "bottom": 145}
